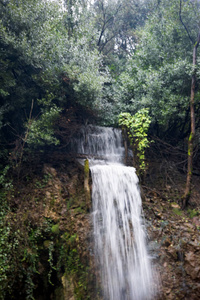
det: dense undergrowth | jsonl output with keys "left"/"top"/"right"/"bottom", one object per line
{"left": 0, "top": 157, "right": 95, "bottom": 300}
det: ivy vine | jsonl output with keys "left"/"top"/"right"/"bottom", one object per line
{"left": 118, "top": 108, "right": 151, "bottom": 175}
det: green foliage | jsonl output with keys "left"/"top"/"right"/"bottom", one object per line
{"left": 119, "top": 108, "right": 151, "bottom": 173}
{"left": 0, "top": 165, "right": 13, "bottom": 190}
{"left": 59, "top": 232, "right": 90, "bottom": 299}
{"left": 113, "top": 0, "right": 200, "bottom": 138}
{"left": 1, "top": 0, "right": 200, "bottom": 149}
{"left": 51, "top": 224, "right": 60, "bottom": 235}
{"left": 0, "top": 166, "right": 13, "bottom": 299}
{"left": 187, "top": 208, "right": 199, "bottom": 219}
{"left": 93, "top": 0, "right": 150, "bottom": 58}
{"left": 0, "top": 211, "right": 11, "bottom": 300}
{"left": 48, "top": 241, "right": 56, "bottom": 286}
{"left": 172, "top": 207, "right": 183, "bottom": 216}
{"left": 0, "top": 207, "right": 57, "bottom": 299}
{"left": 0, "top": 0, "right": 64, "bottom": 141}
{"left": 34, "top": 174, "right": 50, "bottom": 189}
{"left": 27, "top": 104, "right": 61, "bottom": 147}
{"left": 0, "top": 0, "right": 108, "bottom": 156}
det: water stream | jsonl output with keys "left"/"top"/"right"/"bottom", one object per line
{"left": 74, "top": 125, "right": 156, "bottom": 300}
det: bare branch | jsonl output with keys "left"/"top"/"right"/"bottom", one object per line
{"left": 97, "top": 1, "right": 122, "bottom": 50}
{"left": 179, "top": 0, "right": 194, "bottom": 44}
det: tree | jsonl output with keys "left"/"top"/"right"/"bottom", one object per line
{"left": 0, "top": 0, "right": 108, "bottom": 159}
{"left": 113, "top": 0, "right": 200, "bottom": 140}
{"left": 111, "top": 0, "right": 200, "bottom": 207}
{"left": 93, "top": 0, "right": 150, "bottom": 63}
{"left": 0, "top": 0, "right": 65, "bottom": 146}
{"left": 179, "top": 0, "right": 200, "bottom": 208}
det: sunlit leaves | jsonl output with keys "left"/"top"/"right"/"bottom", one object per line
{"left": 119, "top": 108, "right": 151, "bottom": 172}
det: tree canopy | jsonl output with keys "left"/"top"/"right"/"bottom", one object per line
{"left": 1, "top": 0, "right": 200, "bottom": 158}
{"left": 114, "top": 0, "right": 200, "bottom": 139}
{"left": 0, "top": 0, "right": 108, "bottom": 152}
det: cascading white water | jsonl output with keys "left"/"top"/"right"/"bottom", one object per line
{"left": 74, "top": 125, "right": 156, "bottom": 300}
{"left": 91, "top": 165, "right": 154, "bottom": 300}
{"left": 71, "top": 125, "right": 124, "bottom": 162}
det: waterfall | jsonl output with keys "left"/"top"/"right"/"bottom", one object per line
{"left": 70, "top": 125, "right": 124, "bottom": 162}
{"left": 74, "top": 125, "right": 156, "bottom": 300}
{"left": 91, "top": 165, "right": 155, "bottom": 300}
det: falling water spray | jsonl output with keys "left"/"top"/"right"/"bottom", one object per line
{"left": 74, "top": 125, "right": 157, "bottom": 300}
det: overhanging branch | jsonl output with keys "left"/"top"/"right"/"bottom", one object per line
{"left": 179, "top": 0, "right": 194, "bottom": 44}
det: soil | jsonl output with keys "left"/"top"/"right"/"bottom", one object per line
{"left": 143, "top": 155, "right": 200, "bottom": 300}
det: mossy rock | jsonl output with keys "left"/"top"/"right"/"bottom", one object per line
{"left": 51, "top": 224, "right": 60, "bottom": 234}
{"left": 43, "top": 240, "right": 52, "bottom": 248}
{"left": 84, "top": 159, "right": 89, "bottom": 176}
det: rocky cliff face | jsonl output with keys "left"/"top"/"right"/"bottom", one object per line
{"left": 2, "top": 156, "right": 96, "bottom": 300}
{"left": 143, "top": 192, "right": 200, "bottom": 300}
{"left": 143, "top": 156, "right": 200, "bottom": 300}
{"left": 2, "top": 154, "right": 200, "bottom": 299}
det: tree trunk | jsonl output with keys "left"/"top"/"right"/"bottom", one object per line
{"left": 182, "top": 33, "right": 200, "bottom": 208}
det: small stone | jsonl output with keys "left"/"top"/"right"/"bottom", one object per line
{"left": 165, "top": 288, "right": 171, "bottom": 294}
{"left": 55, "top": 184, "right": 60, "bottom": 190}
{"left": 163, "top": 262, "right": 168, "bottom": 267}
{"left": 46, "top": 191, "right": 51, "bottom": 199}
{"left": 171, "top": 203, "right": 180, "bottom": 209}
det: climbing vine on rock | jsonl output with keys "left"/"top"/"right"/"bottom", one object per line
{"left": 118, "top": 109, "right": 151, "bottom": 175}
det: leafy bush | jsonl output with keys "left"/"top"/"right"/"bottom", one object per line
{"left": 119, "top": 108, "right": 151, "bottom": 174}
